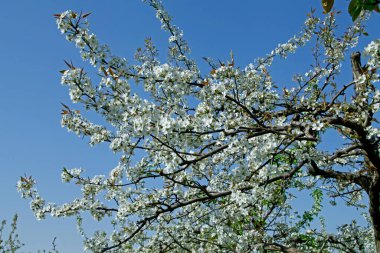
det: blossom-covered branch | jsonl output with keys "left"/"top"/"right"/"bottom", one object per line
{"left": 18, "top": 1, "right": 380, "bottom": 252}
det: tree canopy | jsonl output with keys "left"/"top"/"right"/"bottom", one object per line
{"left": 18, "top": 1, "right": 380, "bottom": 252}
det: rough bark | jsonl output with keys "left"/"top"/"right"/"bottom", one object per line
{"left": 368, "top": 173, "right": 380, "bottom": 253}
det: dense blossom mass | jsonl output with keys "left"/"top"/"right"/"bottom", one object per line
{"left": 18, "top": 0, "right": 380, "bottom": 252}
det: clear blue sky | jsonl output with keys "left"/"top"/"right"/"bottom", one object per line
{"left": 0, "top": 1, "right": 379, "bottom": 252}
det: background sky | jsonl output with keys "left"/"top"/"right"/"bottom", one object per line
{"left": 0, "top": 1, "right": 379, "bottom": 252}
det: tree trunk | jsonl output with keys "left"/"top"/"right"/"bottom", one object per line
{"left": 369, "top": 174, "right": 380, "bottom": 253}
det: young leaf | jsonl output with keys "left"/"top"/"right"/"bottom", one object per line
{"left": 82, "top": 12, "right": 92, "bottom": 18}
{"left": 322, "top": 0, "right": 334, "bottom": 13}
{"left": 349, "top": 0, "right": 362, "bottom": 21}
{"left": 375, "top": 4, "right": 380, "bottom": 12}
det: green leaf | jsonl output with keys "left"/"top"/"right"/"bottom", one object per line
{"left": 363, "top": 4, "right": 376, "bottom": 11}
{"left": 348, "top": 0, "right": 362, "bottom": 21}
{"left": 322, "top": 0, "right": 334, "bottom": 13}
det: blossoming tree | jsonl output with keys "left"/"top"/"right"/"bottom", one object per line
{"left": 18, "top": 1, "right": 380, "bottom": 252}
